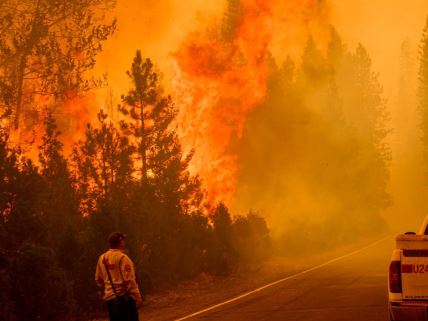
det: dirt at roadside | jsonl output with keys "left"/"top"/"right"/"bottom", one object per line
{"left": 138, "top": 234, "right": 389, "bottom": 321}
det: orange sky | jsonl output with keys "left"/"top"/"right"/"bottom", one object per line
{"left": 94, "top": 0, "right": 225, "bottom": 94}
{"left": 96, "top": 0, "right": 428, "bottom": 96}
{"left": 330, "top": 0, "right": 428, "bottom": 96}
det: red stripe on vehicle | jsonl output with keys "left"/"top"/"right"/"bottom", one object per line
{"left": 401, "top": 264, "right": 413, "bottom": 273}
{"left": 403, "top": 250, "right": 428, "bottom": 257}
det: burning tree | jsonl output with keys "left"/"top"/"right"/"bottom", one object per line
{"left": 119, "top": 50, "right": 202, "bottom": 212}
{"left": 0, "top": 0, "right": 116, "bottom": 129}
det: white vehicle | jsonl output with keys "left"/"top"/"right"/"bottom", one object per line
{"left": 389, "top": 216, "right": 428, "bottom": 321}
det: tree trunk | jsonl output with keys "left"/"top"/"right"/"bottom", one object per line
{"left": 14, "top": 0, "right": 41, "bottom": 130}
{"left": 140, "top": 98, "right": 147, "bottom": 183}
{"left": 14, "top": 55, "right": 27, "bottom": 130}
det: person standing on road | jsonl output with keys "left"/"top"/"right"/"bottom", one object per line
{"left": 95, "top": 232, "right": 143, "bottom": 321}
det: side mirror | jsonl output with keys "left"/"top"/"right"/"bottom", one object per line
{"left": 405, "top": 232, "right": 416, "bottom": 235}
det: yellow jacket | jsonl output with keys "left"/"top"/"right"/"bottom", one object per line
{"left": 95, "top": 249, "right": 142, "bottom": 302}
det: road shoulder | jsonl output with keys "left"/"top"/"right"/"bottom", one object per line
{"left": 141, "top": 233, "right": 389, "bottom": 321}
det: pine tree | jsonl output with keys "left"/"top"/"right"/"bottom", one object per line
{"left": 119, "top": 51, "right": 158, "bottom": 184}
{"left": 37, "top": 111, "right": 79, "bottom": 249}
{"left": 399, "top": 39, "right": 415, "bottom": 105}
{"left": 119, "top": 51, "right": 202, "bottom": 212}
{"left": 71, "top": 110, "right": 134, "bottom": 216}
{"left": 419, "top": 16, "right": 428, "bottom": 180}
{"left": 235, "top": 34, "right": 390, "bottom": 248}
{"left": 0, "top": 129, "right": 24, "bottom": 246}
{"left": 221, "top": 0, "right": 243, "bottom": 40}
{"left": 210, "top": 202, "right": 235, "bottom": 274}
{"left": 300, "top": 36, "right": 330, "bottom": 85}
{"left": 327, "top": 28, "right": 347, "bottom": 67}
{"left": 0, "top": 135, "right": 43, "bottom": 246}
{"left": 118, "top": 52, "right": 205, "bottom": 284}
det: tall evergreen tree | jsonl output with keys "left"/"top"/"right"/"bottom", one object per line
{"left": 71, "top": 110, "right": 134, "bottom": 217}
{"left": 119, "top": 51, "right": 158, "bottom": 184}
{"left": 327, "top": 28, "right": 347, "bottom": 68}
{"left": 419, "top": 16, "right": 428, "bottom": 180}
{"left": 37, "top": 113, "right": 86, "bottom": 295}
{"left": 37, "top": 111, "right": 79, "bottom": 250}
{"left": 0, "top": 143, "right": 43, "bottom": 246}
{"left": 235, "top": 35, "right": 390, "bottom": 250}
{"left": 399, "top": 39, "right": 415, "bottom": 106}
{"left": 300, "top": 36, "right": 330, "bottom": 86}
{"left": 221, "top": 0, "right": 243, "bottom": 40}
{"left": 119, "top": 50, "right": 202, "bottom": 212}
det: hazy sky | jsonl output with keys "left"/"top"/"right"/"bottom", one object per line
{"left": 330, "top": 2, "right": 428, "bottom": 230}
{"left": 330, "top": 0, "right": 428, "bottom": 96}
{"left": 96, "top": 0, "right": 428, "bottom": 96}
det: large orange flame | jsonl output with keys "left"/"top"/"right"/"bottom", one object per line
{"left": 9, "top": 93, "right": 97, "bottom": 160}
{"left": 172, "top": 0, "right": 330, "bottom": 207}
{"left": 9, "top": 0, "right": 331, "bottom": 209}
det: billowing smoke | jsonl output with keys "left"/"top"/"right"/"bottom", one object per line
{"left": 171, "top": 0, "right": 331, "bottom": 206}
{"left": 94, "top": 0, "right": 428, "bottom": 237}
{"left": 12, "top": 0, "right": 428, "bottom": 241}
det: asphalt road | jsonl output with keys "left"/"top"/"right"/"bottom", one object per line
{"left": 177, "top": 236, "right": 394, "bottom": 321}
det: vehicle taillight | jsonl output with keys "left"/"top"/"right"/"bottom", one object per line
{"left": 389, "top": 260, "right": 402, "bottom": 293}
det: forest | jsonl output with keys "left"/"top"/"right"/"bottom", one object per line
{"left": 1, "top": 0, "right": 428, "bottom": 320}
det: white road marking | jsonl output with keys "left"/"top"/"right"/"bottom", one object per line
{"left": 174, "top": 235, "right": 392, "bottom": 320}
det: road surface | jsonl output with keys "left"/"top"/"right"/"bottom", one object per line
{"left": 176, "top": 236, "right": 394, "bottom": 321}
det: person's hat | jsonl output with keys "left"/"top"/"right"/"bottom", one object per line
{"left": 108, "top": 232, "right": 126, "bottom": 246}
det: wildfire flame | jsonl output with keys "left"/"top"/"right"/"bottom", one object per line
{"left": 10, "top": 93, "right": 96, "bottom": 160}
{"left": 172, "top": 0, "right": 330, "bottom": 206}
{"left": 10, "top": 0, "right": 331, "bottom": 208}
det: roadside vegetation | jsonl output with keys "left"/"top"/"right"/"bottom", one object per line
{"left": 0, "top": 49, "right": 270, "bottom": 320}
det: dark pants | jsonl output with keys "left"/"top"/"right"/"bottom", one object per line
{"left": 106, "top": 296, "right": 139, "bottom": 321}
